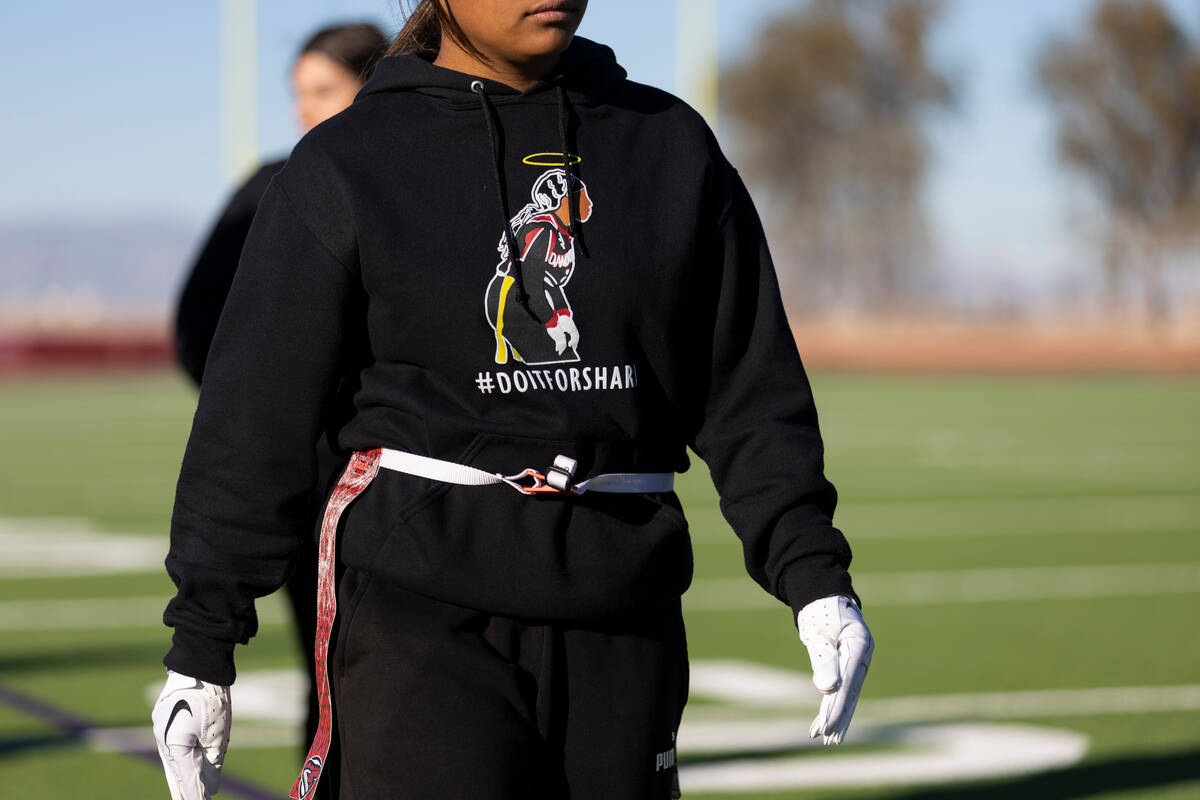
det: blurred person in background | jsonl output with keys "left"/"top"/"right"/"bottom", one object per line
{"left": 176, "top": 22, "right": 388, "bottom": 380}
{"left": 154, "top": 2, "right": 873, "bottom": 799}
{"left": 171, "top": 21, "right": 387, "bottom": 797}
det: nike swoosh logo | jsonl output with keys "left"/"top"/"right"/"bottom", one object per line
{"left": 164, "top": 699, "right": 192, "bottom": 739}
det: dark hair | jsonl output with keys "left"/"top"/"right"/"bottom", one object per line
{"left": 386, "top": 0, "right": 487, "bottom": 62}
{"left": 301, "top": 22, "right": 389, "bottom": 82}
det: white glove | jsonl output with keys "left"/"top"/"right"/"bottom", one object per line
{"left": 797, "top": 595, "right": 873, "bottom": 745}
{"left": 546, "top": 313, "right": 579, "bottom": 354}
{"left": 558, "top": 314, "right": 579, "bottom": 351}
{"left": 151, "top": 670, "right": 231, "bottom": 799}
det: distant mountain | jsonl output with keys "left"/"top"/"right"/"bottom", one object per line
{"left": 0, "top": 216, "right": 203, "bottom": 313}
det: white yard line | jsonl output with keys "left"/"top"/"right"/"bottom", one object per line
{"left": 3, "top": 561, "right": 1197, "bottom": 628}
{"left": 843, "top": 493, "right": 1200, "bottom": 539}
{"left": 675, "top": 662, "right": 1200, "bottom": 790}
{"left": 858, "top": 684, "right": 1200, "bottom": 722}
{"left": 0, "top": 594, "right": 290, "bottom": 630}
{"left": 677, "top": 661, "right": 1197, "bottom": 790}
{"left": 689, "top": 660, "right": 820, "bottom": 706}
{"left": 688, "top": 661, "right": 1200, "bottom": 720}
{"left": 87, "top": 723, "right": 298, "bottom": 754}
{"left": 679, "top": 722, "right": 1088, "bottom": 791}
{"left": 683, "top": 561, "right": 1200, "bottom": 611}
{"left": 0, "top": 520, "right": 165, "bottom": 577}
{"left": 688, "top": 493, "right": 1200, "bottom": 541}
{"left": 8, "top": 504, "right": 1196, "bottom": 578}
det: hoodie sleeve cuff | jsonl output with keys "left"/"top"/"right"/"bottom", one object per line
{"left": 778, "top": 554, "right": 860, "bottom": 622}
{"left": 164, "top": 627, "right": 238, "bottom": 686}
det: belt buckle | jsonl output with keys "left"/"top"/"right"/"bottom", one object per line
{"left": 507, "top": 455, "right": 578, "bottom": 495}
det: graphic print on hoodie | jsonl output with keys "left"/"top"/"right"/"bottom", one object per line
{"left": 484, "top": 165, "right": 592, "bottom": 365}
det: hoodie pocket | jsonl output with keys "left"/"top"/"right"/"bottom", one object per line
{"left": 383, "top": 434, "right": 490, "bottom": 526}
{"left": 366, "top": 432, "right": 694, "bottom": 620}
{"left": 338, "top": 434, "right": 487, "bottom": 572}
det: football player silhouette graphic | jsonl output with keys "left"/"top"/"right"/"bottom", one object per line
{"left": 485, "top": 167, "right": 593, "bottom": 365}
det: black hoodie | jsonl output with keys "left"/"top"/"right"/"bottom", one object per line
{"left": 163, "top": 38, "right": 856, "bottom": 685}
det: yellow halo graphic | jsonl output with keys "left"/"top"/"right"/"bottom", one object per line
{"left": 522, "top": 152, "right": 582, "bottom": 166}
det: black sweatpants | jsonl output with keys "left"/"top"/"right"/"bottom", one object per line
{"left": 329, "top": 568, "right": 688, "bottom": 799}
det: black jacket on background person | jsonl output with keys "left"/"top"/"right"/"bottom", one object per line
{"left": 175, "top": 159, "right": 286, "bottom": 384}
{"left": 163, "top": 37, "right": 858, "bottom": 686}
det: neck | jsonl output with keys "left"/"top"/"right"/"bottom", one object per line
{"left": 433, "top": 44, "right": 561, "bottom": 92}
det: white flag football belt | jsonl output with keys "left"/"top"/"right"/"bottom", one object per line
{"left": 377, "top": 447, "right": 675, "bottom": 495}
{"left": 291, "top": 448, "right": 676, "bottom": 799}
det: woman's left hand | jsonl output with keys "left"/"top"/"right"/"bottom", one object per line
{"left": 797, "top": 595, "right": 874, "bottom": 745}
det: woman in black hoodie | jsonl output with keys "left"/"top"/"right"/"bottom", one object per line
{"left": 152, "top": 3, "right": 873, "bottom": 799}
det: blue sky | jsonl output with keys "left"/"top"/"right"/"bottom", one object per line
{"left": 1, "top": 0, "right": 1196, "bottom": 297}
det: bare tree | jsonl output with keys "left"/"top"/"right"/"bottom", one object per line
{"left": 722, "top": 0, "right": 954, "bottom": 313}
{"left": 1038, "top": 0, "right": 1200, "bottom": 322}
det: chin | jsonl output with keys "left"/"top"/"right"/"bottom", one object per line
{"left": 520, "top": 25, "right": 577, "bottom": 59}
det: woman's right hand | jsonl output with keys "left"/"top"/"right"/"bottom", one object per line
{"left": 151, "top": 670, "right": 231, "bottom": 800}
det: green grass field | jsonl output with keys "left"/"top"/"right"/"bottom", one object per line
{"left": 1, "top": 371, "right": 1198, "bottom": 798}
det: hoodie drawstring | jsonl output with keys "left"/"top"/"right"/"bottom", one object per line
{"left": 557, "top": 84, "right": 589, "bottom": 258}
{"left": 471, "top": 80, "right": 540, "bottom": 323}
